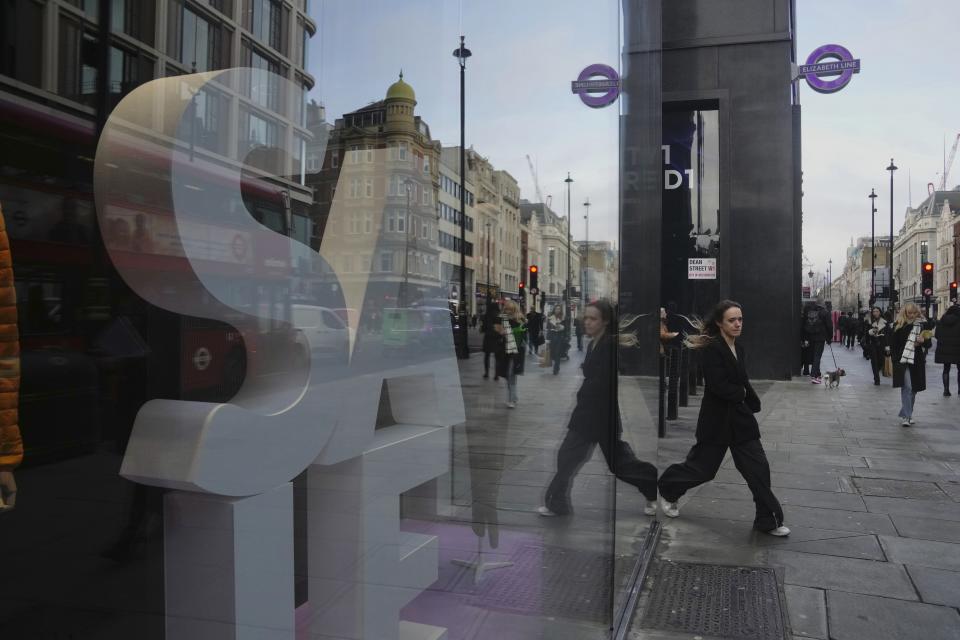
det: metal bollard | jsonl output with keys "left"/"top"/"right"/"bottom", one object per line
{"left": 678, "top": 346, "right": 690, "bottom": 407}
{"left": 658, "top": 351, "right": 667, "bottom": 438}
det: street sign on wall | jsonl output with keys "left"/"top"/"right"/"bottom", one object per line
{"left": 688, "top": 258, "right": 717, "bottom": 280}
{"left": 797, "top": 44, "right": 861, "bottom": 93}
{"left": 571, "top": 64, "right": 621, "bottom": 108}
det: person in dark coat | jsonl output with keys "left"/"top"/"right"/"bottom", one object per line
{"left": 935, "top": 304, "right": 960, "bottom": 396}
{"left": 538, "top": 300, "right": 658, "bottom": 517}
{"left": 888, "top": 302, "right": 932, "bottom": 426}
{"left": 801, "top": 297, "right": 832, "bottom": 383}
{"left": 481, "top": 301, "right": 502, "bottom": 379}
{"left": 864, "top": 306, "right": 889, "bottom": 385}
{"left": 526, "top": 309, "right": 543, "bottom": 355}
{"left": 494, "top": 299, "right": 526, "bottom": 408}
{"left": 658, "top": 300, "right": 789, "bottom": 536}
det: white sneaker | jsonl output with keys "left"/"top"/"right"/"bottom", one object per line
{"left": 908, "top": 418, "right": 915, "bottom": 425}
{"left": 765, "top": 526, "right": 791, "bottom": 537}
{"left": 643, "top": 501, "right": 657, "bottom": 516}
{"left": 901, "top": 419, "right": 911, "bottom": 427}
{"left": 506, "top": 401, "right": 516, "bottom": 409}
{"left": 659, "top": 497, "right": 680, "bottom": 518}
{"left": 536, "top": 506, "right": 558, "bottom": 517}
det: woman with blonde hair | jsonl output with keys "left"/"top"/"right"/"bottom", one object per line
{"left": 657, "top": 300, "right": 789, "bottom": 536}
{"left": 495, "top": 299, "right": 526, "bottom": 408}
{"left": 888, "top": 302, "right": 932, "bottom": 426}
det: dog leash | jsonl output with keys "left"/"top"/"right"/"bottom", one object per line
{"left": 827, "top": 341, "right": 840, "bottom": 371}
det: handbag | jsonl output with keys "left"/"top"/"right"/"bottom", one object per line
{"left": 882, "top": 355, "right": 893, "bottom": 378}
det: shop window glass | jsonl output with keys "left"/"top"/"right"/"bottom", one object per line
{"left": 0, "top": 0, "right": 43, "bottom": 87}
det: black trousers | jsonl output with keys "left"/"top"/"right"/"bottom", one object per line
{"left": 658, "top": 439, "right": 784, "bottom": 531}
{"left": 544, "top": 428, "right": 658, "bottom": 514}
{"left": 870, "top": 344, "right": 885, "bottom": 383}
{"left": 944, "top": 363, "right": 960, "bottom": 392}
{"left": 809, "top": 340, "right": 826, "bottom": 377}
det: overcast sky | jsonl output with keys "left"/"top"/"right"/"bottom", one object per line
{"left": 308, "top": 0, "right": 960, "bottom": 280}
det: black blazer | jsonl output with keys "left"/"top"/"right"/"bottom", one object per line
{"left": 695, "top": 339, "right": 761, "bottom": 445}
{"left": 567, "top": 334, "right": 617, "bottom": 440}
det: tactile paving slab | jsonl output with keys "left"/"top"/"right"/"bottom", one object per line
{"left": 639, "top": 561, "right": 787, "bottom": 639}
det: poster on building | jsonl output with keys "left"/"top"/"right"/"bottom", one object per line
{"left": 688, "top": 258, "right": 717, "bottom": 280}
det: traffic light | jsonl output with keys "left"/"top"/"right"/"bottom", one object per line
{"left": 951, "top": 281, "right": 959, "bottom": 302}
{"left": 528, "top": 265, "right": 539, "bottom": 290}
{"left": 519, "top": 281, "right": 525, "bottom": 292}
{"left": 921, "top": 262, "right": 934, "bottom": 297}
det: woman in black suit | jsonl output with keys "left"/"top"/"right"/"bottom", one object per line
{"left": 538, "top": 300, "right": 658, "bottom": 517}
{"left": 658, "top": 300, "right": 789, "bottom": 536}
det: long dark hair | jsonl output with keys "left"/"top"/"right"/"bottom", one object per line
{"left": 684, "top": 299, "right": 742, "bottom": 349}
{"left": 585, "top": 299, "right": 639, "bottom": 348}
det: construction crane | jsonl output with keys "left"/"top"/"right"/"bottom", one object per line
{"left": 525, "top": 154, "right": 545, "bottom": 205}
{"left": 924, "top": 132, "right": 960, "bottom": 216}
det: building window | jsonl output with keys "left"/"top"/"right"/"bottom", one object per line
{"left": 240, "top": 108, "right": 279, "bottom": 153}
{"left": 58, "top": 18, "right": 98, "bottom": 107}
{"left": 245, "top": 0, "right": 284, "bottom": 53}
{"left": 549, "top": 247, "right": 556, "bottom": 275}
{"left": 920, "top": 240, "right": 929, "bottom": 264}
{"left": 168, "top": 0, "right": 228, "bottom": 72}
{"left": 112, "top": 0, "right": 156, "bottom": 46}
{"left": 364, "top": 178, "right": 374, "bottom": 198}
{"left": 1, "top": 0, "right": 43, "bottom": 87}
{"left": 241, "top": 42, "right": 280, "bottom": 110}
{"left": 380, "top": 252, "right": 393, "bottom": 272}
{"left": 329, "top": 151, "right": 338, "bottom": 169}
{"left": 349, "top": 178, "right": 361, "bottom": 199}
{"left": 388, "top": 141, "right": 409, "bottom": 161}
{"left": 306, "top": 152, "right": 320, "bottom": 172}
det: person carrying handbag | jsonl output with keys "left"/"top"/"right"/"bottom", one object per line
{"left": 495, "top": 299, "right": 526, "bottom": 408}
{"left": 888, "top": 302, "right": 932, "bottom": 426}
{"left": 865, "top": 306, "right": 889, "bottom": 385}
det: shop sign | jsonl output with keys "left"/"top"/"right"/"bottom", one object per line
{"left": 688, "top": 258, "right": 717, "bottom": 280}
{"left": 571, "top": 64, "right": 621, "bottom": 108}
{"left": 798, "top": 44, "right": 861, "bottom": 93}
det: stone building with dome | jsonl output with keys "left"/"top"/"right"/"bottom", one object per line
{"left": 306, "top": 74, "right": 444, "bottom": 310}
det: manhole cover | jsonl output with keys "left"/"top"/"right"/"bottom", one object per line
{"left": 852, "top": 477, "right": 950, "bottom": 500}
{"left": 452, "top": 545, "right": 613, "bottom": 623}
{"left": 640, "top": 561, "right": 787, "bottom": 639}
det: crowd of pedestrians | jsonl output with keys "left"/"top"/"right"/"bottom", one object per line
{"left": 801, "top": 298, "right": 960, "bottom": 425}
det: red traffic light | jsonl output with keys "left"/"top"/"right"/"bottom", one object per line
{"left": 519, "top": 282, "right": 525, "bottom": 289}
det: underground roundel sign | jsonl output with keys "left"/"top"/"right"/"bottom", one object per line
{"left": 798, "top": 44, "right": 861, "bottom": 94}
{"left": 571, "top": 64, "right": 621, "bottom": 108}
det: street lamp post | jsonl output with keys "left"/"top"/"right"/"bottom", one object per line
{"left": 453, "top": 35, "right": 472, "bottom": 358}
{"left": 564, "top": 173, "right": 573, "bottom": 344}
{"left": 485, "top": 222, "right": 491, "bottom": 304}
{"left": 402, "top": 181, "right": 412, "bottom": 307}
{"left": 887, "top": 158, "right": 898, "bottom": 312}
{"left": 583, "top": 197, "right": 590, "bottom": 304}
{"left": 869, "top": 188, "right": 878, "bottom": 306}
{"left": 828, "top": 259, "right": 833, "bottom": 303}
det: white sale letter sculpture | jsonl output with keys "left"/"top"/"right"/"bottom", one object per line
{"left": 93, "top": 70, "right": 462, "bottom": 640}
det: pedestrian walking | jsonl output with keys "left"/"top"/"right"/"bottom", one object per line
{"left": 934, "top": 303, "right": 960, "bottom": 397}
{"left": 864, "top": 306, "right": 889, "bottom": 386}
{"left": 494, "top": 299, "right": 526, "bottom": 408}
{"left": 574, "top": 317, "right": 584, "bottom": 351}
{"left": 547, "top": 305, "right": 566, "bottom": 375}
{"left": 889, "top": 302, "right": 933, "bottom": 427}
{"left": 526, "top": 309, "right": 543, "bottom": 355}
{"left": 801, "top": 297, "right": 833, "bottom": 384}
{"left": 658, "top": 300, "right": 789, "bottom": 537}
{"left": 481, "top": 301, "right": 502, "bottom": 380}
{"left": 843, "top": 312, "right": 856, "bottom": 349}
{"left": 538, "top": 299, "right": 658, "bottom": 517}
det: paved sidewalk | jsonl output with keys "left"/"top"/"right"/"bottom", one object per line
{"left": 630, "top": 342, "right": 960, "bottom": 640}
